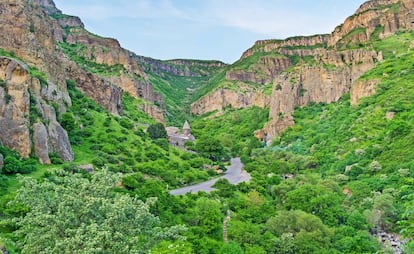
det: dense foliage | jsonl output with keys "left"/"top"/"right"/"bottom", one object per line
{"left": 147, "top": 123, "right": 168, "bottom": 140}
{"left": 191, "top": 106, "right": 269, "bottom": 157}
{"left": 11, "top": 170, "right": 185, "bottom": 253}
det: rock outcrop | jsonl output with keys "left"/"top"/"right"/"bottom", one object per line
{"left": 48, "top": 121, "right": 74, "bottom": 162}
{"left": 62, "top": 25, "right": 165, "bottom": 120}
{"left": 1, "top": 0, "right": 165, "bottom": 118}
{"left": 136, "top": 56, "right": 226, "bottom": 77}
{"left": 330, "top": 0, "right": 414, "bottom": 48}
{"left": 261, "top": 48, "right": 381, "bottom": 138}
{"left": 226, "top": 56, "right": 292, "bottom": 85}
{"left": 0, "top": 57, "right": 73, "bottom": 162}
{"left": 191, "top": 89, "right": 270, "bottom": 115}
{"left": 350, "top": 79, "right": 380, "bottom": 105}
{"left": 65, "top": 62, "right": 123, "bottom": 115}
{"left": 0, "top": 57, "right": 31, "bottom": 157}
{"left": 0, "top": 153, "right": 3, "bottom": 169}
{"left": 33, "top": 122, "right": 51, "bottom": 164}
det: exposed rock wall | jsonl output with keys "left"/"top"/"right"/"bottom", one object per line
{"left": 0, "top": 0, "right": 70, "bottom": 108}
{"left": 330, "top": 0, "right": 414, "bottom": 47}
{"left": 63, "top": 27, "right": 165, "bottom": 121}
{"left": 350, "top": 79, "right": 380, "bottom": 105}
{"left": 0, "top": 57, "right": 73, "bottom": 162}
{"left": 191, "top": 89, "right": 270, "bottom": 115}
{"left": 226, "top": 57, "right": 292, "bottom": 84}
{"left": 262, "top": 49, "right": 381, "bottom": 138}
{"left": 65, "top": 62, "right": 122, "bottom": 115}
{"left": 136, "top": 56, "right": 226, "bottom": 77}
{"left": 241, "top": 34, "right": 330, "bottom": 59}
{"left": 1, "top": 0, "right": 164, "bottom": 119}
{"left": 0, "top": 57, "right": 31, "bottom": 158}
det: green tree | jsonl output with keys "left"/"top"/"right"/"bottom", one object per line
{"left": 10, "top": 170, "right": 185, "bottom": 253}
{"left": 195, "top": 137, "right": 225, "bottom": 161}
{"left": 218, "top": 241, "right": 244, "bottom": 254}
{"left": 60, "top": 112, "right": 76, "bottom": 133}
{"left": 147, "top": 123, "right": 167, "bottom": 140}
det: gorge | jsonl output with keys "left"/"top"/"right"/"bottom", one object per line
{"left": 0, "top": 0, "right": 413, "bottom": 253}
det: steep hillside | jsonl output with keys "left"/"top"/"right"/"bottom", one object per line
{"left": 136, "top": 56, "right": 226, "bottom": 125}
{"left": 0, "top": 0, "right": 168, "bottom": 162}
{"left": 191, "top": 0, "right": 414, "bottom": 140}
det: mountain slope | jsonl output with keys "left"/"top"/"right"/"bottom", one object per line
{"left": 0, "top": 0, "right": 168, "bottom": 163}
{"left": 191, "top": 0, "right": 414, "bottom": 141}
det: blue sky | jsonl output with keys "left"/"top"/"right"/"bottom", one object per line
{"left": 53, "top": 0, "right": 366, "bottom": 63}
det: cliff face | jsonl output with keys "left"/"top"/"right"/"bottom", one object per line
{"left": 191, "top": 89, "right": 270, "bottom": 115}
{"left": 0, "top": 57, "right": 73, "bottom": 163}
{"left": 33, "top": 0, "right": 165, "bottom": 122}
{"left": 226, "top": 56, "right": 292, "bottom": 85}
{"left": 59, "top": 21, "right": 165, "bottom": 122}
{"left": 261, "top": 49, "right": 381, "bottom": 138}
{"left": 191, "top": 0, "right": 414, "bottom": 140}
{"left": 0, "top": 0, "right": 166, "bottom": 161}
{"left": 330, "top": 0, "right": 414, "bottom": 47}
{"left": 136, "top": 56, "right": 226, "bottom": 77}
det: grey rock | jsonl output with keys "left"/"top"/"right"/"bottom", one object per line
{"left": 1, "top": 246, "right": 8, "bottom": 254}
{"left": 33, "top": 122, "right": 51, "bottom": 164}
{"left": 0, "top": 153, "right": 4, "bottom": 169}
{"left": 48, "top": 121, "right": 74, "bottom": 162}
{"left": 78, "top": 164, "right": 94, "bottom": 173}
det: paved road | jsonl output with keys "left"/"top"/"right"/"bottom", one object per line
{"left": 169, "top": 157, "right": 251, "bottom": 195}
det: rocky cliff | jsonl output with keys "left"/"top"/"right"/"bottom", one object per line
{"left": 191, "top": 88, "right": 270, "bottom": 115}
{"left": 191, "top": 0, "right": 414, "bottom": 140}
{"left": 0, "top": 57, "right": 73, "bottom": 163}
{"left": 0, "top": 0, "right": 166, "bottom": 161}
{"left": 136, "top": 56, "right": 226, "bottom": 77}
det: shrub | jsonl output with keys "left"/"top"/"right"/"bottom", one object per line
{"left": 147, "top": 123, "right": 167, "bottom": 140}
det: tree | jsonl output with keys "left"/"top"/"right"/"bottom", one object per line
{"left": 195, "top": 198, "right": 224, "bottom": 239}
{"left": 266, "top": 210, "right": 330, "bottom": 237}
{"left": 218, "top": 242, "right": 244, "bottom": 254}
{"left": 60, "top": 112, "right": 76, "bottom": 133}
{"left": 10, "top": 170, "right": 185, "bottom": 253}
{"left": 266, "top": 210, "right": 333, "bottom": 253}
{"left": 195, "top": 137, "right": 225, "bottom": 161}
{"left": 147, "top": 122, "right": 167, "bottom": 140}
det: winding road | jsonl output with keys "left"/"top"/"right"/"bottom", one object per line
{"left": 169, "top": 157, "right": 251, "bottom": 195}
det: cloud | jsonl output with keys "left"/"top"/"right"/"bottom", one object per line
{"left": 55, "top": 0, "right": 359, "bottom": 38}
{"left": 55, "top": 0, "right": 190, "bottom": 21}
{"left": 201, "top": 0, "right": 347, "bottom": 37}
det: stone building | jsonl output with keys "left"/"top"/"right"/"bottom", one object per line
{"left": 166, "top": 120, "right": 195, "bottom": 147}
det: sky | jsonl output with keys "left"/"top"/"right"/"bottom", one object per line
{"left": 53, "top": 0, "right": 366, "bottom": 64}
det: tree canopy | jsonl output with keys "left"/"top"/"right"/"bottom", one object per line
{"left": 10, "top": 170, "right": 185, "bottom": 253}
{"left": 147, "top": 123, "right": 167, "bottom": 140}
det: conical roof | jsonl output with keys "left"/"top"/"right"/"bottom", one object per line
{"left": 183, "top": 120, "right": 190, "bottom": 130}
